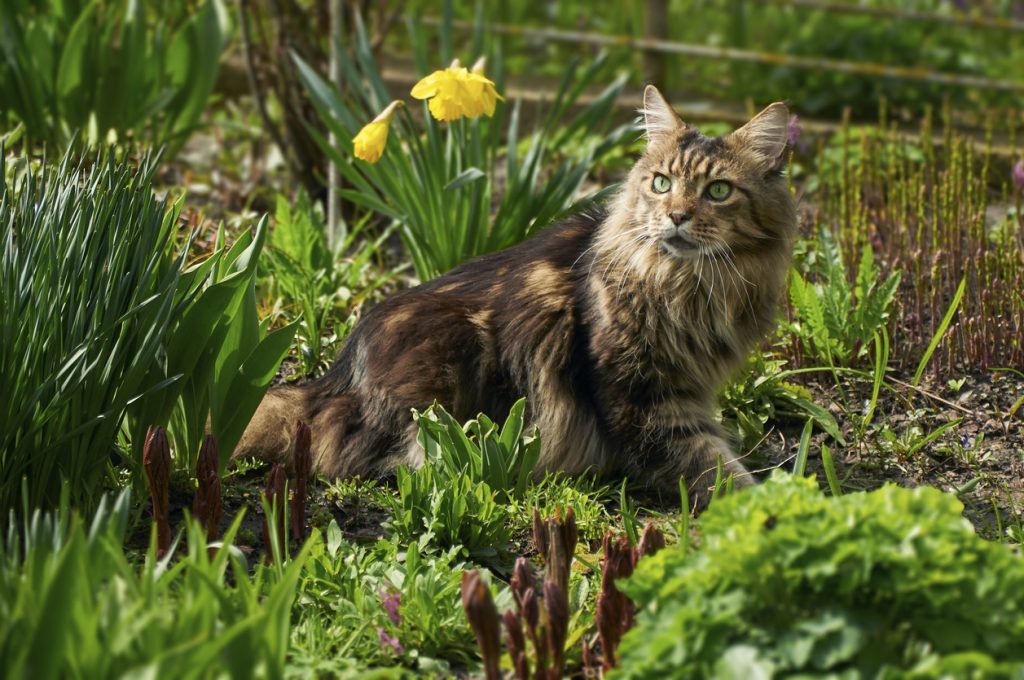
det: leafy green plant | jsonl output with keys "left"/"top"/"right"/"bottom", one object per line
{"left": 788, "top": 231, "right": 901, "bottom": 367}
{"left": 382, "top": 456, "right": 512, "bottom": 563}
{"left": 719, "top": 354, "right": 843, "bottom": 450}
{"left": 0, "top": 0, "right": 230, "bottom": 154}
{"left": 295, "top": 9, "right": 632, "bottom": 279}
{"left": 0, "top": 150, "right": 191, "bottom": 513}
{"left": 260, "top": 190, "right": 395, "bottom": 377}
{"left": 415, "top": 398, "right": 540, "bottom": 503}
{"left": 296, "top": 526, "right": 509, "bottom": 673}
{"left": 0, "top": 489, "right": 310, "bottom": 679}
{"left": 614, "top": 473, "right": 1024, "bottom": 678}
{"left": 378, "top": 400, "right": 541, "bottom": 561}
{"left": 128, "top": 217, "right": 298, "bottom": 475}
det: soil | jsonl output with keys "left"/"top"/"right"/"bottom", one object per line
{"left": 752, "top": 369, "right": 1024, "bottom": 541}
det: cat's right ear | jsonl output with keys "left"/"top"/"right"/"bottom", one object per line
{"left": 641, "top": 85, "right": 684, "bottom": 146}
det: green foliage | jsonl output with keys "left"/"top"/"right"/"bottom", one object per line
{"left": 471, "top": 0, "right": 1023, "bottom": 117}
{"left": 0, "top": 490, "right": 507, "bottom": 678}
{"left": 378, "top": 400, "right": 541, "bottom": 561}
{"left": 513, "top": 472, "right": 612, "bottom": 542}
{"left": 0, "top": 490, "right": 309, "bottom": 679}
{"left": 810, "top": 126, "right": 925, "bottom": 194}
{"left": 392, "top": 461, "right": 512, "bottom": 562}
{"left": 415, "top": 398, "right": 540, "bottom": 503}
{"left": 295, "top": 526, "right": 509, "bottom": 674}
{"left": 1, "top": 148, "right": 293, "bottom": 516}
{"left": 0, "top": 0, "right": 230, "bottom": 154}
{"left": 719, "top": 354, "right": 844, "bottom": 450}
{"left": 789, "top": 232, "right": 901, "bottom": 367}
{"left": 128, "top": 217, "right": 298, "bottom": 474}
{"left": 614, "top": 473, "right": 1024, "bottom": 678}
{"left": 260, "top": 190, "right": 395, "bottom": 377}
{"left": 295, "top": 9, "right": 632, "bottom": 279}
{"left": 0, "top": 150, "right": 190, "bottom": 513}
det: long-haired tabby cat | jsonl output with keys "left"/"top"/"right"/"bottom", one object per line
{"left": 237, "top": 86, "right": 796, "bottom": 509}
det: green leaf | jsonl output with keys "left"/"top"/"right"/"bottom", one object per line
{"left": 214, "top": 322, "right": 298, "bottom": 465}
{"left": 444, "top": 167, "right": 486, "bottom": 191}
{"left": 913, "top": 274, "right": 966, "bottom": 387}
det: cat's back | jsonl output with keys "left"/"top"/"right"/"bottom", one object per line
{"left": 320, "top": 209, "right": 603, "bottom": 400}
{"left": 422, "top": 207, "right": 604, "bottom": 297}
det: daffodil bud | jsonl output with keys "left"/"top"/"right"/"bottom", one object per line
{"left": 353, "top": 100, "right": 404, "bottom": 163}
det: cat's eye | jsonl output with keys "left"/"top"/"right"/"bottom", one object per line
{"left": 651, "top": 174, "right": 671, "bottom": 194}
{"left": 706, "top": 180, "right": 732, "bottom": 201}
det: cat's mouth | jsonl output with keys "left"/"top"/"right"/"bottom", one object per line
{"left": 659, "top": 233, "right": 700, "bottom": 258}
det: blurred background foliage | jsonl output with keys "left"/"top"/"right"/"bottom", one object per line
{"left": 444, "top": 0, "right": 1024, "bottom": 117}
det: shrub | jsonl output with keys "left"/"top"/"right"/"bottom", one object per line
{"left": 613, "top": 473, "right": 1024, "bottom": 678}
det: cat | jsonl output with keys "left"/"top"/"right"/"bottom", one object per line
{"left": 236, "top": 85, "right": 796, "bottom": 509}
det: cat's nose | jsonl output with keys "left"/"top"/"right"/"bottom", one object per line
{"left": 669, "top": 211, "right": 691, "bottom": 226}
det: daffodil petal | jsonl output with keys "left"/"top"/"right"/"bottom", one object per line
{"left": 411, "top": 71, "right": 445, "bottom": 99}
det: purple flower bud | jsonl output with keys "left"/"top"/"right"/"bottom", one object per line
{"left": 377, "top": 626, "right": 404, "bottom": 655}
{"left": 377, "top": 587, "right": 402, "bottom": 626}
{"left": 1012, "top": 159, "right": 1024, "bottom": 193}
{"left": 787, "top": 114, "right": 802, "bottom": 147}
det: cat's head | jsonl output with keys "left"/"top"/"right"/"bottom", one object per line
{"left": 617, "top": 85, "right": 795, "bottom": 261}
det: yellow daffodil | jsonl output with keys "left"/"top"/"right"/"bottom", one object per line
{"left": 410, "top": 58, "right": 504, "bottom": 122}
{"left": 353, "top": 100, "right": 403, "bottom": 163}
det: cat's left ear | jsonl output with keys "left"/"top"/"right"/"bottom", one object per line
{"left": 730, "top": 102, "right": 790, "bottom": 172}
{"left": 641, "top": 85, "right": 684, "bottom": 146}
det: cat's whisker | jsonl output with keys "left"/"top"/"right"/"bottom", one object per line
{"left": 718, "top": 243, "right": 757, "bottom": 320}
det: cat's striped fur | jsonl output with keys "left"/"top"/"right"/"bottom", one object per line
{"left": 236, "top": 86, "right": 796, "bottom": 508}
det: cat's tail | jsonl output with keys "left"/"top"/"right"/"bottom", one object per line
{"left": 233, "top": 384, "right": 310, "bottom": 469}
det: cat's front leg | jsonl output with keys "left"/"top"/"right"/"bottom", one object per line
{"left": 636, "top": 421, "right": 754, "bottom": 512}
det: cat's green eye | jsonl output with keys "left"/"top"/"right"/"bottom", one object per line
{"left": 706, "top": 180, "right": 732, "bottom": 201}
{"left": 652, "top": 174, "right": 671, "bottom": 194}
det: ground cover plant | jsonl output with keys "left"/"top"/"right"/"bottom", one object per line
{"left": 615, "top": 474, "right": 1024, "bottom": 678}
{"left": 2, "top": 0, "right": 1024, "bottom": 677}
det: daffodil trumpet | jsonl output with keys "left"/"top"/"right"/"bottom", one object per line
{"left": 411, "top": 57, "right": 504, "bottom": 122}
